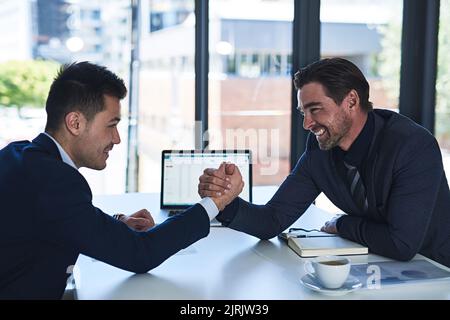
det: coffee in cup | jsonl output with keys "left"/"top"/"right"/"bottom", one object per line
{"left": 304, "top": 255, "right": 351, "bottom": 289}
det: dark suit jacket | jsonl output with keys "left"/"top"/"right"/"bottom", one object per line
{"left": 0, "top": 133, "right": 210, "bottom": 299}
{"left": 218, "top": 109, "right": 450, "bottom": 267}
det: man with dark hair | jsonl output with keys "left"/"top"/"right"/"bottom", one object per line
{"left": 199, "top": 57, "right": 450, "bottom": 267}
{"left": 0, "top": 62, "right": 232, "bottom": 299}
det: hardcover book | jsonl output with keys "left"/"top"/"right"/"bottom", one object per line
{"left": 287, "top": 236, "right": 368, "bottom": 257}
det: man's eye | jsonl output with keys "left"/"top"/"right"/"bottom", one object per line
{"left": 311, "top": 108, "right": 320, "bottom": 114}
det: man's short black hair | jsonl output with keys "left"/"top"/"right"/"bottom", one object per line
{"left": 45, "top": 61, "right": 127, "bottom": 132}
{"left": 294, "top": 58, "right": 373, "bottom": 112}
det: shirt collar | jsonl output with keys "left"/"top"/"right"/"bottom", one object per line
{"left": 42, "top": 132, "right": 78, "bottom": 170}
{"left": 336, "top": 111, "right": 374, "bottom": 167}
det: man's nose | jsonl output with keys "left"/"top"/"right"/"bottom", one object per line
{"left": 303, "top": 113, "right": 315, "bottom": 131}
{"left": 113, "top": 127, "right": 121, "bottom": 144}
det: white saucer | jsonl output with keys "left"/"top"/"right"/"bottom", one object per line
{"left": 300, "top": 274, "right": 362, "bottom": 296}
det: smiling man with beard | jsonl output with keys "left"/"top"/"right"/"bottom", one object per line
{"left": 0, "top": 62, "right": 233, "bottom": 299}
{"left": 199, "top": 58, "right": 450, "bottom": 268}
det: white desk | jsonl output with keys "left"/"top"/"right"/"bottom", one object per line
{"left": 74, "top": 187, "right": 450, "bottom": 300}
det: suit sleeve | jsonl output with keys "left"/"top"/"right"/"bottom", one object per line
{"left": 35, "top": 171, "right": 210, "bottom": 273}
{"left": 217, "top": 138, "right": 321, "bottom": 239}
{"left": 337, "top": 134, "right": 444, "bottom": 261}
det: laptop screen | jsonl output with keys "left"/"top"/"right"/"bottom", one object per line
{"left": 161, "top": 150, "right": 252, "bottom": 209}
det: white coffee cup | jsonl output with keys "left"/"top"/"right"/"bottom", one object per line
{"left": 304, "top": 255, "right": 351, "bottom": 289}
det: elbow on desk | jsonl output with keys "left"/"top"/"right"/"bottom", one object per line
{"left": 121, "top": 260, "right": 153, "bottom": 274}
{"left": 256, "top": 232, "right": 279, "bottom": 241}
{"left": 389, "top": 235, "right": 422, "bottom": 262}
{"left": 130, "top": 266, "right": 151, "bottom": 274}
{"left": 128, "top": 259, "right": 162, "bottom": 274}
{"left": 253, "top": 226, "right": 283, "bottom": 241}
{"left": 377, "top": 245, "right": 417, "bottom": 263}
{"left": 390, "top": 249, "right": 416, "bottom": 262}
{"left": 124, "top": 251, "right": 168, "bottom": 274}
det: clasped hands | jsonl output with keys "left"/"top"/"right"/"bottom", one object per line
{"left": 198, "top": 162, "right": 244, "bottom": 211}
{"left": 119, "top": 166, "right": 335, "bottom": 233}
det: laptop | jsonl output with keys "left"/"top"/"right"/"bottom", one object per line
{"left": 160, "top": 150, "right": 252, "bottom": 225}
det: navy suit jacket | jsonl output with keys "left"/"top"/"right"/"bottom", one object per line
{"left": 0, "top": 133, "right": 210, "bottom": 299}
{"left": 218, "top": 109, "right": 450, "bottom": 267}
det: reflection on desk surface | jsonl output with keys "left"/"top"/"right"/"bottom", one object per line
{"left": 351, "top": 259, "right": 450, "bottom": 286}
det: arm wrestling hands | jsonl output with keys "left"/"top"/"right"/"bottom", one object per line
{"left": 198, "top": 162, "right": 244, "bottom": 211}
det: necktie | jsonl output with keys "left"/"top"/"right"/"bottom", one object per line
{"left": 344, "top": 162, "right": 368, "bottom": 212}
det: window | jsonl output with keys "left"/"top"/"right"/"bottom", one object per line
{"left": 137, "top": 0, "right": 195, "bottom": 192}
{"left": 208, "top": 0, "right": 293, "bottom": 186}
{"left": 321, "top": 0, "right": 403, "bottom": 111}
{"left": 149, "top": 0, "right": 193, "bottom": 32}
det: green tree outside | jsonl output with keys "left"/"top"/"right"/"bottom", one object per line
{"left": 0, "top": 60, "right": 59, "bottom": 117}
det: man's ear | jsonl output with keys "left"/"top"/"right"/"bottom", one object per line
{"left": 345, "top": 90, "right": 360, "bottom": 109}
{"left": 64, "top": 111, "right": 87, "bottom": 136}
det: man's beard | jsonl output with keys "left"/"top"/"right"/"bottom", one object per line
{"left": 316, "top": 114, "right": 351, "bottom": 151}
